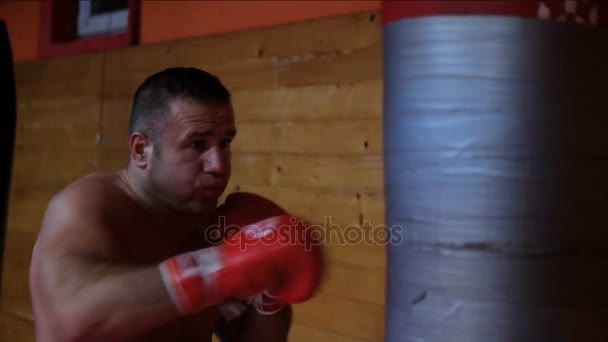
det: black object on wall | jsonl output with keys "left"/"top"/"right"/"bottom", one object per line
{"left": 0, "top": 20, "right": 16, "bottom": 294}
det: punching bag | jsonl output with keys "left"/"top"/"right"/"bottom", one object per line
{"left": 383, "top": 1, "right": 608, "bottom": 341}
{"left": 0, "top": 21, "right": 16, "bottom": 293}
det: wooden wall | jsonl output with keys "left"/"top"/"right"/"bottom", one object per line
{"left": 2, "top": 11, "right": 385, "bottom": 341}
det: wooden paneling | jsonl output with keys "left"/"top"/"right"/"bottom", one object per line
{"left": 232, "top": 81, "right": 382, "bottom": 123}
{"left": 227, "top": 154, "right": 383, "bottom": 192}
{"left": 102, "top": 57, "right": 278, "bottom": 100}
{"left": 320, "top": 260, "right": 385, "bottom": 306}
{"left": 11, "top": 146, "right": 97, "bottom": 183}
{"left": 276, "top": 44, "right": 382, "bottom": 87}
{"left": 289, "top": 322, "right": 370, "bottom": 342}
{"left": 276, "top": 119, "right": 382, "bottom": 155}
{"left": 294, "top": 295, "right": 384, "bottom": 341}
{"left": 7, "top": 186, "right": 53, "bottom": 234}
{"left": 14, "top": 54, "right": 103, "bottom": 104}
{"left": 261, "top": 11, "right": 381, "bottom": 58}
{"left": 100, "top": 97, "right": 132, "bottom": 148}
{"left": 1, "top": 230, "right": 36, "bottom": 317}
{"left": 5, "top": 10, "right": 385, "bottom": 341}
{"left": 0, "top": 310, "right": 34, "bottom": 342}
{"left": 273, "top": 154, "right": 383, "bottom": 192}
{"left": 230, "top": 122, "right": 276, "bottom": 154}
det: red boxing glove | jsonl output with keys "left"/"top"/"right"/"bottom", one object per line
{"left": 159, "top": 193, "right": 324, "bottom": 315}
{"left": 216, "top": 192, "right": 288, "bottom": 234}
{"left": 217, "top": 192, "right": 323, "bottom": 314}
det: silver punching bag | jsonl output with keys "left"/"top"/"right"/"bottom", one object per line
{"left": 383, "top": 1, "right": 608, "bottom": 341}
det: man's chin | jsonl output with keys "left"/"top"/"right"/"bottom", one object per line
{"left": 196, "top": 188, "right": 226, "bottom": 199}
{"left": 186, "top": 199, "right": 219, "bottom": 216}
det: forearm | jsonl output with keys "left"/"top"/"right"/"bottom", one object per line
{"left": 53, "top": 264, "right": 179, "bottom": 341}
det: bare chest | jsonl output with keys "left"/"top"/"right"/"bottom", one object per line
{"left": 107, "top": 214, "right": 222, "bottom": 340}
{"left": 128, "top": 309, "right": 220, "bottom": 342}
{"left": 107, "top": 212, "right": 213, "bottom": 264}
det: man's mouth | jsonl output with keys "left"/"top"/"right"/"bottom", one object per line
{"left": 196, "top": 186, "right": 225, "bottom": 197}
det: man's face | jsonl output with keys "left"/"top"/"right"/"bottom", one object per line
{"left": 147, "top": 98, "right": 236, "bottom": 216}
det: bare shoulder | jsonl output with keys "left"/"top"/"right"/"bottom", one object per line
{"left": 34, "top": 172, "right": 133, "bottom": 260}
{"left": 29, "top": 172, "right": 137, "bottom": 315}
{"left": 51, "top": 172, "right": 128, "bottom": 217}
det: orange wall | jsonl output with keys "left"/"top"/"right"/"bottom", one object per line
{"left": 0, "top": 0, "right": 380, "bottom": 62}
{"left": 0, "top": 0, "right": 41, "bottom": 62}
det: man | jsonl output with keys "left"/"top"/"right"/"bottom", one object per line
{"left": 29, "top": 67, "right": 323, "bottom": 341}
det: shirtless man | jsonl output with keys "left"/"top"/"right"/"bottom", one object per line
{"left": 29, "top": 67, "right": 323, "bottom": 341}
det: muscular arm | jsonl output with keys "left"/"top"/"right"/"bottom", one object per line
{"left": 30, "top": 181, "right": 179, "bottom": 341}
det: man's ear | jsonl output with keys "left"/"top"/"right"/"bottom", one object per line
{"left": 129, "top": 132, "right": 153, "bottom": 169}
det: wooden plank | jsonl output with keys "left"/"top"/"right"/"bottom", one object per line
{"left": 230, "top": 153, "right": 275, "bottom": 187}
{"left": 168, "top": 30, "right": 266, "bottom": 67}
{"left": 219, "top": 185, "right": 362, "bottom": 227}
{"left": 274, "top": 186, "right": 361, "bottom": 227}
{"left": 224, "top": 153, "right": 384, "bottom": 192}
{"left": 103, "top": 28, "right": 265, "bottom": 78}
{"left": 102, "top": 10, "right": 380, "bottom": 79}
{"left": 230, "top": 123, "right": 276, "bottom": 154}
{"left": 15, "top": 100, "right": 100, "bottom": 148}
{"left": 103, "top": 43, "right": 179, "bottom": 80}
{"left": 184, "top": 57, "right": 279, "bottom": 92}
{"left": 96, "top": 146, "right": 130, "bottom": 173}
{"left": 16, "top": 53, "right": 102, "bottom": 103}
{"left": 319, "top": 261, "right": 386, "bottom": 306}
{"left": 293, "top": 294, "right": 384, "bottom": 342}
{"left": 100, "top": 81, "right": 382, "bottom": 131}
{"left": 232, "top": 81, "right": 382, "bottom": 123}
{"left": 323, "top": 231, "right": 387, "bottom": 271}
{"left": 0, "top": 310, "right": 35, "bottom": 342}
{"left": 12, "top": 62, "right": 29, "bottom": 89}
{"left": 15, "top": 53, "right": 102, "bottom": 83}
{"left": 102, "top": 12, "right": 381, "bottom": 100}
{"left": 1, "top": 229, "right": 37, "bottom": 317}
{"left": 103, "top": 57, "right": 277, "bottom": 99}
{"left": 276, "top": 119, "right": 382, "bottom": 155}
{"left": 15, "top": 120, "right": 99, "bottom": 148}
{"left": 100, "top": 97, "right": 132, "bottom": 148}
{"left": 273, "top": 154, "right": 383, "bottom": 192}
{"left": 6, "top": 186, "right": 53, "bottom": 234}
{"left": 17, "top": 78, "right": 102, "bottom": 105}
{"left": 232, "top": 87, "right": 289, "bottom": 122}
{"left": 360, "top": 191, "right": 386, "bottom": 227}
{"left": 262, "top": 11, "right": 381, "bottom": 58}
{"left": 277, "top": 44, "right": 382, "bottom": 87}
{"left": 17, "top": 99, "right": 99, "bottom": 125}
{"left": 289, "top": 321, "right": 370, "bottom": 342}
{"left": 11, "top": 146, "right": 98, "bottom": 186}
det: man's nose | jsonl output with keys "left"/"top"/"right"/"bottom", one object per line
{"left": 203, "top": 146, "right": 228, "bottom": 175}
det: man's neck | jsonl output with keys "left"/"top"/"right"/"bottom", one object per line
{"left": 119, "top": 167, "right": 210, "bottom": 233}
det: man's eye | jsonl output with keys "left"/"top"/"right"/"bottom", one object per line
{"left": 220, "top": 138, "right": 232, "bottom": 148}
{"left": 190, "top": 140, "right": 205, "bottom": 149}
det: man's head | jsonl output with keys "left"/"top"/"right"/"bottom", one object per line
{"left": 128, "top": 67, "right": 236, "bottom": 217}
{"left": 129, "top": 67, "right": 232, "bottom": 150}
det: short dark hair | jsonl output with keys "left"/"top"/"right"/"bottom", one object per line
{"left": 128, "top": 67, "right": 231, "bottom": 143}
